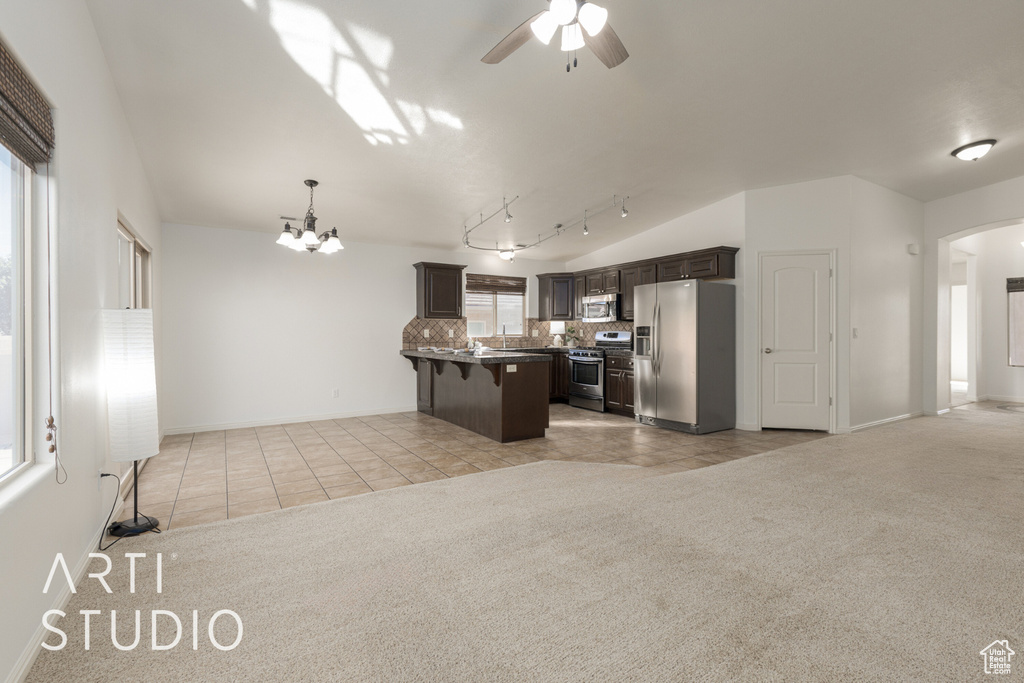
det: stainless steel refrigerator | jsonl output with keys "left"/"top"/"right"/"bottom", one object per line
{"left": 634, "top": 280, "right": 735, "bottom": 434}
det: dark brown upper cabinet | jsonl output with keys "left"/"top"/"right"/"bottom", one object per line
{"left": 656, "top": 247, "right": 737, "bottom": 282}
{"left": 537, "top": 273, "right": 574, "bottom": 322}
{"left": 585, "top": 269, "right": 620, "bottom": 295}
{"left": 574, "top": 275, "right": 585, "bottom": 320}
{"left": 413, "top": 262, "right": 466, "bottom": 319}
{"left": 535, "top": 246, "right": 738, "bottom": 323}
{"left": 619, "top": 264, "right": 656, "bottom": 321}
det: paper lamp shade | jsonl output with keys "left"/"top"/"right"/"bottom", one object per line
{"left": 103, "top": 309, "right": 160, "bottom": 463}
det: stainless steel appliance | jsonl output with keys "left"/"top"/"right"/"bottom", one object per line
{"left": 568, "top": 348, "right": 605, "bottom": 412}
{"left": 634, "top": 280, "right": 735, "bottom": 434}
{"left": 581, "top": 293, "right": 618, "bottom": 323}
{"left": 567, "top": 331, "right": 633, "bottom": 412}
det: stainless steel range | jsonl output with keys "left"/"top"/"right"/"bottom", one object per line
{"left": 568, "top": 331, "right": 632, "bottom": 412}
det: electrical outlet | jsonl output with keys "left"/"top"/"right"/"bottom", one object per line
{"left": 332, "top": 388, "right": 340, "bottom": 398}
{"left": 532, "top": 330, "right": 539, "bottom": 337}
{"left": 448, "top": 329, "right": 454, "bottom": 338}
{"left": 507, "top": 365, "right": 517, "bottom": 373}
{"left": 423, "top": 328, "right": 430, "bottom": 338}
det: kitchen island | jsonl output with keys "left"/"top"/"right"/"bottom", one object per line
{"left": 401, "top": 349, "right": 551, "bottom": 443}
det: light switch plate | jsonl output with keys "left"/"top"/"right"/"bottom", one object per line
{"left": 532, "top": 330, "right": 539, "bottom": 337}
{"left": 507, "top": 365, "right": 517, "bottom": 373}
{"left": 448, "top": 329, "right": 454, "bottom": 338}
{"left": 423, "top": 329, "right": 430, "bottom": 338}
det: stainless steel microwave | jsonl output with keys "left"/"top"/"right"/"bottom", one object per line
{"left": 581, "top": 293, "right": 618, "bottom": 323}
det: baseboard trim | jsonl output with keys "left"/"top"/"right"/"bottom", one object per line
{"left": 983, "top": 394, "right": 1024, "bottom": 404}
{"left": 850, "top": 411, "right": 923, "bottom": 433}
{"left": 163, "top": 405, "right": 420, "bottom": 435}
{"left": 5, "top": 522, "right": 109, "bottom": 683}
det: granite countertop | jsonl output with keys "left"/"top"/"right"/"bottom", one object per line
{"left": 400, "top": 349, "right": 551, "bottom": 365}
{"left": 517, "top": 347, "right": 633, "bottom": 357}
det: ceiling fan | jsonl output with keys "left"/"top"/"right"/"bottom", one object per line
{"left": 481, "top": 0, "right": 628, "bottom": 71}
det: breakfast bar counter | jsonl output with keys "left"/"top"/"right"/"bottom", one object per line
{"left": 400, "top": 349, "right": 551, "bottom": 443}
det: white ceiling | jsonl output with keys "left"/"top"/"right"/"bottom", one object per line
{"left": 86, "top": 0, "right": 1024, "bottom": 261}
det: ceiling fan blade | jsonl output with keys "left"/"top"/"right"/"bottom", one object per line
{"left": 481, "top": 11, "right": 546, "bottom": 64}
{"left": 583, "top": 22, "right": 629, "bottom": 68}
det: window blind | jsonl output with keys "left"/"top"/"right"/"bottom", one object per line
{"left": 465, "top": 273, "right": 526, "bottom": 295}
{"left": 0, "top": 39, "right": 54, "bottom": 166}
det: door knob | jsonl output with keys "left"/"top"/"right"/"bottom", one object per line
{"left": 764, "top": 348, "right": 773, "bottom": 354}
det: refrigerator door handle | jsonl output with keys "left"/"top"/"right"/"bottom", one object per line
{"left": 654, "top": 302, "right": 661, "bottom": 375}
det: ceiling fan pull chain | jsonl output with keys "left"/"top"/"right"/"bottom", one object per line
{"left": 573, "top": 49, "right": 578, "bottom": 69}
{"left": 566, "top": 52, "right": 570, "bottom": 72}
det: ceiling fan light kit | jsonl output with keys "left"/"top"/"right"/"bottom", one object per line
{"left": 275, "top": 179, "right": 345, "bottom": 254}
{"left": 561, "top": 24, "right": 585, "bottom": 52}
{"left": 531, "top": 12, "right": 559, "bottom": 45}
{"left": 482, "top": 1, "right": 628, "bottom": 70}
{"left": 577, "top": 3, "right": 608, "bottom": 36}
{"left": 549, "top": 0, "right": 578, "bottom": 25}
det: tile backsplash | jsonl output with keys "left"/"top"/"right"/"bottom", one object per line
{"left": 401, "top": 317, "right": 633, "bottom": 350}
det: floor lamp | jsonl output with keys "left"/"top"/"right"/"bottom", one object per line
{"left": 103, "top": 309, "right": 161, "bottom": 537}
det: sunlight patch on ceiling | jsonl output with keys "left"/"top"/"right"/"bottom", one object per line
{"left": 264, "top": 0, "right": 462, "bottom": 146}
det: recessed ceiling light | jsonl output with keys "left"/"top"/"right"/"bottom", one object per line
{"left": 951, "top": 139, "right": 997, "bottom": 161}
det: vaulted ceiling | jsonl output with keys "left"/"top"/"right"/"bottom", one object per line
{"left": 86, "top": 0, "right": 1024, "bottom": 260}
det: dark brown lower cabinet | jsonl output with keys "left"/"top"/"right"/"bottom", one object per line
{"left": 605, "top": 355, "right": 635, "bottom": 417}
{"left": 548, "top": 353, "right": 570, "bottom": 401}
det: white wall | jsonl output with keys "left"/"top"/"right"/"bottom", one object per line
{"left": 848, "top": 177, "right": 924, "bottom": 428}
{"left": 0, "top": 1, "right": 162, "bottom": 680}
{"left": 160, "top": 222, "right": 563, "bottom": 432}
{"left": 952, "top": 224, "right": 1024, "bottom": 401}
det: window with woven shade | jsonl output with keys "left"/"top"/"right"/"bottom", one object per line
{"left": 465, "top": 274, "right": 526, "bottom": 338}
{"left": 0, "top": 40, "right": 54, "bottom": 167}
{"left": 0, "top": 37, "right": 56, "bottom": 484}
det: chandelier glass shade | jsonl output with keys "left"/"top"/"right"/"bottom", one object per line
{"left": 276, "top": 179, "right": 344, "bottom": 254}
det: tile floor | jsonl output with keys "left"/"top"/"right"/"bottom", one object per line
{"left": 119, "top": 404, "right": 831, "bottom": 531}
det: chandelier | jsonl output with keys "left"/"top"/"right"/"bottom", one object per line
{"left": 275, "top": 179, "right": 344, "bottom": 254}
{"left": 461, "top": 194, "right": 629, "bottom": 262}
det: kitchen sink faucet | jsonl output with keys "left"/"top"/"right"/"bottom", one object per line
{"left": 501, "top": 324, "right": 507, "bottom": 348}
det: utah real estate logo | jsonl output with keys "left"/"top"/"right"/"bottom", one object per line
{"left": 980, "top": 640, "right": 1015, "bottom": 675}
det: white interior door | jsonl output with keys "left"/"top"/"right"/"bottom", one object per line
{"left": 760, "top": 253, "right": 832, "bottom": 430}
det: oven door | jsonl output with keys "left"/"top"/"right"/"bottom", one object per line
{"left": 568, "top": 358, "right": 604, "bottom": 399}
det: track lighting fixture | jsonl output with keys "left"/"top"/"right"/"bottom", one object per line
{"left": 458, "top": 194, "right": 630, "bottom": 259}
{"left": 275, "top": 180, "right": 344, "bottom": 254}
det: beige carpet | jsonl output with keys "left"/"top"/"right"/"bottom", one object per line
{"left": 28, "top": 407, "right": 1023, "bottom": 682}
